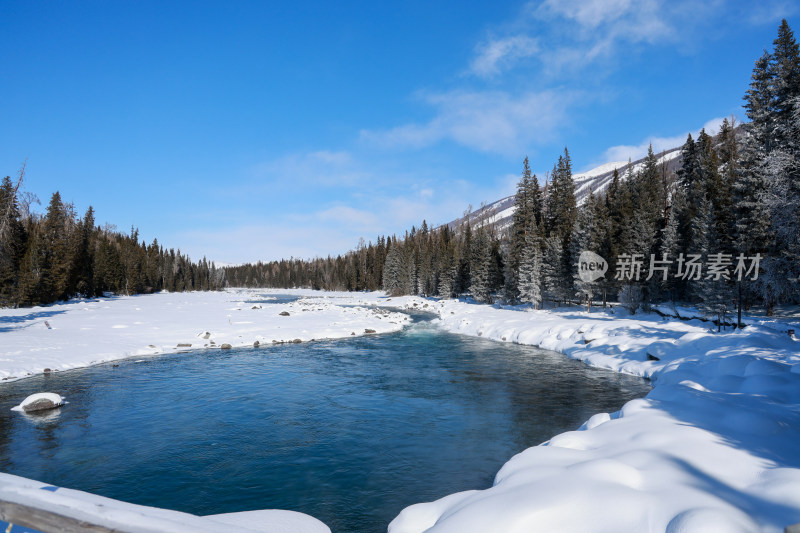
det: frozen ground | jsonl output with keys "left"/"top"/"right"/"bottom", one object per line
{"left": 2, "top": 289, "right": 800, "bottom": 532}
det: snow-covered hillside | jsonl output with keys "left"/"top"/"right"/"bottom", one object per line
{"left": 449, "top": 147, "right": 682, "bottom": 233}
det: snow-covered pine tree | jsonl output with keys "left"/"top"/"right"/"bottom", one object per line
{"left": 382, "top": 243, "right": 402, "bottom": 296}
{"left": 695, "top": 198, "right": 735, "bottom": 329}
{"left": 660, "top": 187, "right": 682, "bottom": 303}
{"left": 519, "top": 218, "right": 543, "bottom": 308}
{"left": 541, "top": 235, "right": 563, "bottom": 306}
{"left": 505, "top": 157, "right": 534, "bottom": 302}
{"left": 571, "top": 190, "right": 600, "bottom": 310}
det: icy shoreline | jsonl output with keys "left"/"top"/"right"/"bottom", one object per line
{"left": 3, "top": 289, "right": 800, "bottom": 532}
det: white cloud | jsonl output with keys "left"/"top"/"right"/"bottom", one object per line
{"left": 470, "top": 35, "right": 540, "bottom": 77}
{"left": 598, "top": 116, "right": 727, "bottom": 163}
{"left": 536, "top": 0, "right": 636, "bottom": 30}
{"left": 527, "top": 0, "right": 679, "bottom": 76}
{"left": 361, "top": 89, "right": 578, "bottom": 155}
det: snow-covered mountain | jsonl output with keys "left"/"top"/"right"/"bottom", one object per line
{"left": 448, "top": 146, "right": 683, "bottom": 233}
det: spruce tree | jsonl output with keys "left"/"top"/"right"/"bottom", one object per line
{"left": 518, "top": 218, "right": 543, "bottom": 307}
{"left": 571, "top": 191, "right": 600, "bottom": 309}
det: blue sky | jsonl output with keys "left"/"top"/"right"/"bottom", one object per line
{"left": 1, "top": 1, "right": 796, "bottom": 264}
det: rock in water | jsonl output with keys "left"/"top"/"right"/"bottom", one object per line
{"left": 18, "top": 393, "right": 65, "bottom": 413}
{"left": 220, "top": 343, "right": 233, "bottom": 350}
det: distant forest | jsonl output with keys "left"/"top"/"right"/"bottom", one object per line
{"left": 0, "top": 178, "right": 225, "bottom": 307}
{"left": 2, "top": 21, "right": 798, "bottom": 320}
{"left": 225, "top": 20, "right": 800, "bottom": 320}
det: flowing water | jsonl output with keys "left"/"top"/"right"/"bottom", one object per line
{"left": 0, "top": 308, "right": 650, "bottom": 532}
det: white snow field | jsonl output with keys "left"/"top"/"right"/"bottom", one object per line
{"left": 2, "top": 288, "right": 800, "bottom": 532}
{"left": 0, "top": 288, "right": 408, "bottom": 382}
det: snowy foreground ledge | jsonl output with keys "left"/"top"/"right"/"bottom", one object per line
{"left": 0, "top": 472, "right": 329, "bottom": 533}
{"left": 0, "top": 288, "right": 408, "bottom": 382}
{"left": 348, "top": 296, "right": 800, "bottom": 533}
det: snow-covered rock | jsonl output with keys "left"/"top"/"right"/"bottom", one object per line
{"left": 12, "top": 392, "right": 65, "bottom": 413}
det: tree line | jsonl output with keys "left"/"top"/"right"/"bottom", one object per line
{"left": 225, "top": 20, "right": 800, "bottom": 322}
{"left": 0, "top": 172, "right": 225, "bottom": 307}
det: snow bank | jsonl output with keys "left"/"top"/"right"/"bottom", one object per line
{"left": 379, "top": 298, "right": 800, "bottom": 533}
{"left": 0, "top": 288, "right": 408, "bottom": 382}
{"left": 0, "top": 473, "right": 330, "bottom": 533}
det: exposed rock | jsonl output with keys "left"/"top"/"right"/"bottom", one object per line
{"left": 177, "top": 343, "right": 192, "bottom": 348}
{"left": 292, "top": 338, "right": 302, "bottom": 344}
{"left": 201, "top": 332, "right": 211, "bottom": 339}
{"left": 351, "top": 332, "right": 356, "bottom": 335}
{"left": 220, "top": 344, "right": 233, "bottom": 350}
{"left": 279, "top": 311, "right": 290, "bottom": 317}
{"left": 251, "top": 305, "right": 261, "bottom": 310}
{"left": 364, "top": 329, "right": 376, "bottom": 334}
{"left": 43, "top": 368, "right": 52, "bottom": 374}
{"left": 253, "top": 340, "right": 260, "bottom": 347}
{"left": 647, "top": 353, "right": 660, "bottom": 361}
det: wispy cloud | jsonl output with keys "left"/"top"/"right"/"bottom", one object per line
{"left": 534, "top": 0, "right": 673, "bottom": 41}
{"left": 361, "top": 89, "right": 579, "bottom": 155}
{"left": 470, "top": 35, "right": 540, "bottom": 77}
{"left": 174, "top": 184, "right": 489, "bottom": 263}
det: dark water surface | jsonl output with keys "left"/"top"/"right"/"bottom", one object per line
{"left": 0, "top": 312, "right": 650, "bottom": 533}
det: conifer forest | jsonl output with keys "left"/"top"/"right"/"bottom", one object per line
{"left": 3, "top": 21, "right": 799, "bottom": 320}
